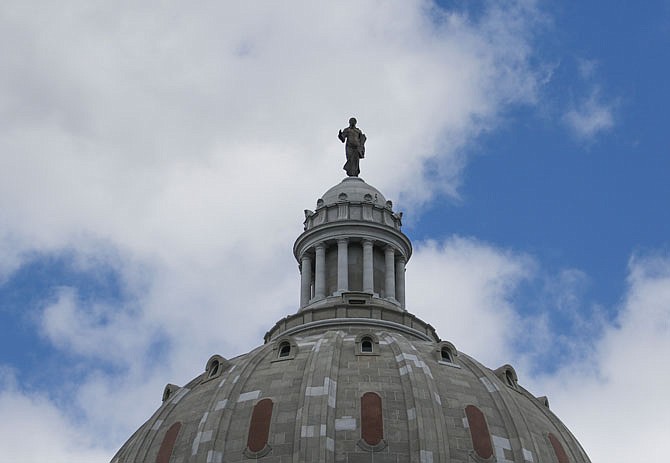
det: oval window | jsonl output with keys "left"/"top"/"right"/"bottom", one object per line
{"left": 247, "top": 399, "right": 274, "bottom": 454}
{"left": 361, "top": 392, "right": 384, "bottom": 446}
{"left": 548, "top": 433, "right": 570, "bottom": 463}
{"left": 156, "top": 422, "right": 182, "bottom": 463}
{"left": 465, "top": 405, "right": 493, "bottom": 459}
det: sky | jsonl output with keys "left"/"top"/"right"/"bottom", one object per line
{"left": 0, "top": 1, "right": 668, "bottom": 461}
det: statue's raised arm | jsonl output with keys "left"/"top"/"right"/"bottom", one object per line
{"left": 339, "top": 117, "right": 366, "bottom": 177}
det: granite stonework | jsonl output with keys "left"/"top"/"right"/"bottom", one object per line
{"left": 112, "top": 177, "right": 591, "bottom": 462}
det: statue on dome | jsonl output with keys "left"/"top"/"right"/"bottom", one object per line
{"left": 338, "top": 117, "right": 366, "bottom": 177}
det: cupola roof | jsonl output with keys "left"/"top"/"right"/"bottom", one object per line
{"left": 318, "top": 177, "right": 387, "bottom": 208}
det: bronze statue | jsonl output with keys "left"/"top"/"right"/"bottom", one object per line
{"left": 338, "top": 117, "right": 366, "bottom": 177}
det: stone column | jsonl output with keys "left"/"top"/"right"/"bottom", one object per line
{"left": 314, "top": 243, "right": 326, "bottom": 299}
{"left": 385, "top": 245, "right": 396, "bottom": 302}
{"left": 395, "top": 256, "right": 406, "bottom": 309}
{"left": 362, "top": 239, "right": 374, "bottom": 293}
{"left": 300, "top": 254, "right": 312, "bottom": 308}
{"left": 337, "top": 238, "right": 349, "bottom": 294}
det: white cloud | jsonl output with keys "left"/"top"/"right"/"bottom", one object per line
{"left": 0, "top": 1, "right": 560, "bottom": 460}
{"left": 0, "top": 368, "right": 112, "bottom": 463}
{"left": 577, "top": 58, "right": 599, "bottom": 79}
{"left": 408, "top": 236, "right": 535, "bottom": 366}
{"left": 409, "top": 238, "right": 670, "bottom": 463}
{"left": 530, "top": 252, "right": 670, "bottom": 462}
{"left": 564, "top": 90, "right": 615, "bottom": 140}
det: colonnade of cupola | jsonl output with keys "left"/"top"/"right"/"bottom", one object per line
{"left": 293, "top": 178, "right": 412, "bottom": 311}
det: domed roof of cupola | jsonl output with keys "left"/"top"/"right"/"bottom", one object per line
{"left": 318, "top": 177, "right": 388, "bottom": 208}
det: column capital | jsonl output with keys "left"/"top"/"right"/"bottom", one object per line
{"left": 396, "top": 255, "right": 407, "bottom": 264}
{"left": 337, "top": 237, "right": 349, "bottom": 245}
{"left": 314, "top": 242, "right": 326, "bottom": 251}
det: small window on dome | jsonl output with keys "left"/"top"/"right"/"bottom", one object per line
{"left": 355, "top": 333, "right": 379, "bottom": 356}
{"left": 493, "top": 364, "right": 518, "bottom": 390}
{"left": 203, "top": 355, "right": 229, "bottom": 383}
{"left": 271, "top": 337, "right": 297, "bottom": 362}
{"left": 162, "top": 384, "right": 179, "bottom": 403}
{"left": 278, "top": 342, "right": 291, "bottom": 358}
{"left": 361, "top": 337, "right": 373, "bottom": 353}
{"left": 436, "top": 341, "right": 459, "bottom": 367}
{"left": 505, "top": 370, "right": 515, "bottom": 387}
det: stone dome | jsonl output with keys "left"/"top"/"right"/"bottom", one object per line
{"left": 111, "top": 178, "right": 591, "bottom": 463}
{"left": 319, "top": 177, "right": 387, "bottom": 208}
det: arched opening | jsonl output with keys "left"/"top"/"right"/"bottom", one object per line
{"left": 208, "top": 360, "right": 219, "bottom": 378}
{"left": 505, "top": 370, "right": 515, "bottom": 387}
{"left": 278, "top": 342, "right": 291, "bottom": 358}
{"left": 361, "top": 337, "right": 373, "bottom": 353}
{"left": 440, "top": 347, "right": 453, "bottom": 362}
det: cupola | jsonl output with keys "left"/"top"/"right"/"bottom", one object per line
{"left": 294, "top": 177, "right": 411, "bottom": 311}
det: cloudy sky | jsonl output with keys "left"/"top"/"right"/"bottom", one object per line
{"left": 0, "top": 1, "right": 668, "bottom": 461}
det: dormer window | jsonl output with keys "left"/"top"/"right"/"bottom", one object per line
{"left": 278, "top": 342, "right": 291, "bottom": 358}
{"left": 435, "top": 341, "right": 459, "bottom": 367}
{"left": 493, "top": 364, "right": 519, "bottom": 390}
{"left": 203, "top": 355, "right": 230, "bottom": 383}
{"left": 271, "top": 337, "right": 298, "bottom": 362}
{"left": 361, "top": 337, "right": 373, "bottom": 353}
{"left": 505, "top": 370, "right": 515, "bottom": 387}
{"left": 355, "top": 333, "right": 380, "bottom": 356}
{"left": 208, "top": 360, "right": 220, "bottom": 378}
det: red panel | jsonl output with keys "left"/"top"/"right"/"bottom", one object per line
{"left": 247, "top": 398, "right": 274, "bottom": 453}
{"left": 156, "top": 422, "right": 182, "bottom": 463}
{"left": 548, "top": 433, "right": 570, "bottom": 463}
{"left": 361, "top": 392, "right": 384, "bottom": 446}
{"left": 465, "top": 405, "right": 493, "bottom": 459}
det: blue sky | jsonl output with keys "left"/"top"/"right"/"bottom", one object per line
{"left": 0, "top": 1, "right": 668, "bottom": 461}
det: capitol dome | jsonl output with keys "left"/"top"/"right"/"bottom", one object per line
{"left": 111, "top": 175, "right": 591, "bottom": 463}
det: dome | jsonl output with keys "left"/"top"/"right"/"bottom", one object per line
{"left": 111, "top": 174, "right": 591, "bottom": 463}
{"left": 112, "top": 322, "right": 590, "bottom": 463}
{"left": 318, "top": 177, "right": 387, "bottom": 208}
